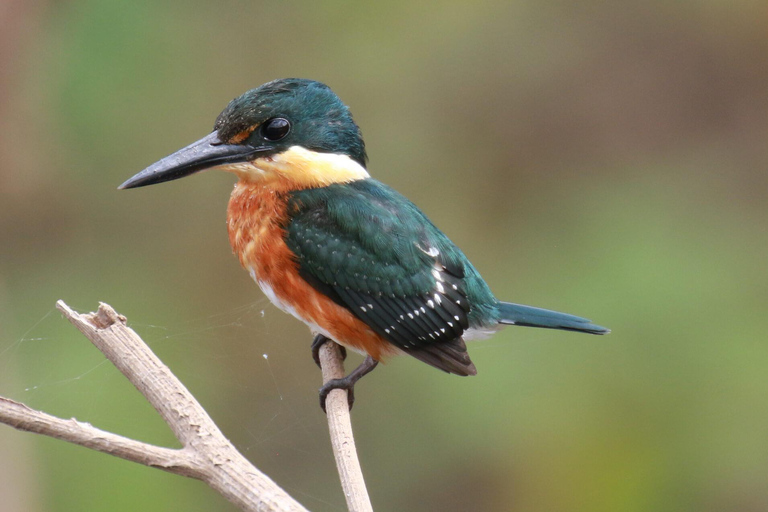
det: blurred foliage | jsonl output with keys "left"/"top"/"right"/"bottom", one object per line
{"left": 1, "top": 1, "right": 767, "bottom": 511}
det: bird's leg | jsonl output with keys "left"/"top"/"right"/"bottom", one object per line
{"left": 311, "top": 334, "right": 346, "bottom": 368}
{"left": 311, "top": 334, "right": 377, "bottom": 411}
{"left": 319, "top": 356, "right": 379, "bottom": 412}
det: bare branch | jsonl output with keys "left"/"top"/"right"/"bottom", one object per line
{"left": 318, "top": 343, "right": 374, "bottom": 512}
{"left": 0, "top": 396, "right": 201, "bottom": 476}
{"left": 0, "top": 301, "right": 308, "bottom": 512}
{"left": 1, "top": 300, "right": 378, "bottom": 511}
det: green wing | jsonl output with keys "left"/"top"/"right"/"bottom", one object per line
{"left": 285, "top": 179, "right": 479, "bottom": 375}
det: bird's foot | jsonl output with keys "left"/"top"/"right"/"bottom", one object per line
{"left": 319, "top": 355, "right": 378, "bottom": 413}
{"left": 311, "top": 334, "right": 346, "bottom": 368}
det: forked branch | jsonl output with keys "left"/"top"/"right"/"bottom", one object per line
{"left": 0, "top": 301, "right": 308, "bottom": 512}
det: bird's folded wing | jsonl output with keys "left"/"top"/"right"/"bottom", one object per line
{"left": 285, "top": 180, "right": 473, "bottom": 356}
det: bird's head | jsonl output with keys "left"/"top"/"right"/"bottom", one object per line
{"left": 119, "top": 79, "right": 368, "bottom": 190}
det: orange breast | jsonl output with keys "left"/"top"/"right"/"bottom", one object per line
{"left": 226, "top": 180, "right": 397, "bottom": 361}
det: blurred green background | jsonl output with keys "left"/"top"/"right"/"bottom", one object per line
{"left": 1, "top": 1, "right": 767, "bottom": 511}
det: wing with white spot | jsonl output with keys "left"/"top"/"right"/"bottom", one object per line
{"left": 284, "top": 179, "right": 476, "bottom": 375}
{"left": 331, "top": 260, "right": 470, "bottom": 348}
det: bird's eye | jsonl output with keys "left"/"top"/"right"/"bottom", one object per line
{"left": 262, "top": 118, "right": 291, "bottom": 141}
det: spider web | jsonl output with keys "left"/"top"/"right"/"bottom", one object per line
{"left": 0, "top": 300, "right": 347, "bottom": 504}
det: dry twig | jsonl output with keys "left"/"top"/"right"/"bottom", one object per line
{"left": 318, "top": 342, "right": 374, "bottom": 512}
{"left": 0, "top": 301, "right": 308, "bottom": 512}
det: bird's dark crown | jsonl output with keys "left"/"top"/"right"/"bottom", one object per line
{"left": 214, "top": 79, "right": 367, "bottom": 167}
{"left": 118, "top": 79, "right": 369, "bottom": 190}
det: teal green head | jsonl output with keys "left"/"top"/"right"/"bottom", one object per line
{"left": 119, "top": 78, "right": 368, "bottom": 190}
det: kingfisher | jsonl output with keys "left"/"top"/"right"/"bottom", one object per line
{"left": 120, "top": 78, "right": 609, "bottom": 410}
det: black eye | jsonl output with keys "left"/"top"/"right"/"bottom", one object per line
{"left": 262, "top": 118, "right": 291, "bottom": 141}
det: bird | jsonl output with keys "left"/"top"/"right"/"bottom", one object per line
{"left": 119, "top": 78, "right": 609, "bottom": 410}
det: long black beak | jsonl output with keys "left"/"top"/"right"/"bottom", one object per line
{"left": 119, "top": 131, "right": 269, "bottom": 189}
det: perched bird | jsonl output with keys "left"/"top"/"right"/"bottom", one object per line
{"left": 120, "top": 78, "right": 609, "bottom": 410}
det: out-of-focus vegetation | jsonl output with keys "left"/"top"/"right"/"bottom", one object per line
{"left": 1, "top": 1, "right": 766, "bottom": 511}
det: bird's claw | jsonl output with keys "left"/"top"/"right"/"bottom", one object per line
{"left": 317, "top": 355, "right": 379, "bottom": 413}
{"left": 311, "top": 334, "right": 346, "bottom": 368}
{"left": 319, "top": 378, "right": 356, "bottom": 412}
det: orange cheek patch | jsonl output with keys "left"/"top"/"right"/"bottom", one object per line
{"left": 228, "top": 125, "right": 258, "bottom": 144}
{"left": 227, "top": 181, "right": 396, "bottom": 362}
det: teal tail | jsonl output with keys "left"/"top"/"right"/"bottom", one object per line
{"left": 498, "top": 302, "right": 610, "bottom": 335}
